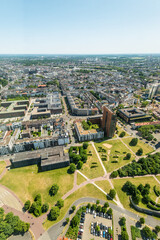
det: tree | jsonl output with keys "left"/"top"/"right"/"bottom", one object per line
{"left": 120, "top": 217, "right": 126, "bottom": 226}
{"left": 69, "top": 163, "right": 76, "bottom": 173}
{"left": 107, "top": 208, "right": 112, "bottom": 216}
{"left": 49, "top": 184, "right": 59, "bottom": 196}
{"left": 142, "top": 195, "right": 150, "bottom": 204}
{"left": 29, "top": 202, "right": 37, "bottom": 213}
{"left": 132, "top": 193, "right": 141, "bottom": 205}
{"left": 155, "top": 225, "right": 160, "bottom": 234}
{"left": 87, "top": 203, "right": 91, "bottom": 209}
{"left": 56, "top": 199, "right": 64, "bottom": 209}
{"left": 81, "top": 154, "right": 87, "bottom": 163}
{"left": 140, "top": 217, "right": 145, "bottom": 225}
{"left": 129, "top": 138, "right": 138, "bottom": 146}
{"left": 41, "top": 203, "right": 49, "bottom": 213}
{"left": 95, "top": 225, "right": 100, "bottom": 232}
{"left": 120, "top": 131, "right": 126, "bottom": 138}
{"left": 83, "top": 142, "right": 88, "bottom": 149}
{"left": 108, "top": 189, "right": 116, "bottom": 199}
{"left": 0, "top": 208, "right": 4, "bottom": 221}
{"left": 72, "top": 205, "right": 76, "bottom": 212}
{"left": 96, "top": 200, "right": 100, "bottom": 205}
{"left": 24, "top": 200, "right": 31, "bottom": 211}
{"left": 142, "top": 226, "right": 154, "bottom": 239}
{"left": 66, "top": 218, "right": 69, "bottom": 224}
{"left": 96, "top": 205, "right": 102, "bottom": 212}
{"left": 71, "top": 215, "right": 79, "bottom": 227}
{"left": 121, "top": 230, "right": 129, "bottom": 240}
{"left": 137, "top": 148, "right": 143, "bottom": 156}
{"left": 110, "top": 170, "right": 118, "bottom": 178}
{"left": 34, "top": 205, "right": 42, "bottom": 217}
{"left": 48, "top": 207, "right": 60, "bottom": 221}
{"left": 137, "top": 184, "right": 144, "bottom": 193}
{"left": 125, "top": 153, "right": 131, "bottom": 160}
{"left": 102, "top": 207, "right": 107, "bottom": 213}
{"left": 104, "top": 202, "right": 109, "bottom": 208}
{"left": 91, "top": 204, "right": 97, "bottom": 211}
{"left": 77, "top": 160, "right": 83, "bottom": 169}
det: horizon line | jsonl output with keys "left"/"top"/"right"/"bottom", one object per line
{"left": 0, "top": 53, "right": 160, "bottom": 56}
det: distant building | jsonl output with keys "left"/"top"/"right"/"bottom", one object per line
{"left": 0, "top": 100, "right": 29, "bottom": 119}
{"left": 74, "top": 121, "right": 104, "bottom": 142}
{"left": 31, "top": 92, "right": 62, "bottom": 119}
{"left": 118, "top": 108, "right": 152, "bottom": 123}
{"left": 148, "top": 83, "right": 160, "bottom": 99}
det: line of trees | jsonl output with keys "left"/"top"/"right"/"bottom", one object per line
{"left": 110, "top": 152, "right": 160, "bottom": 178}
{"left": 24, "top": 194, "right": 49, "bottom": 217}
{"left": 0, "top": 208, "right": 30, "bottom": 240}
{"left": 68, "top": 143, "right": 89, "bottom": 173}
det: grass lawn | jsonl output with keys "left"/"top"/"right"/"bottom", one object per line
{"left": 0, "top": 161, "right": 6, "bottom": 175}
{"left": 43, "top": 183, "right": 107, "bottom": 229}
{"left": 156, "top": 176, "right": 160, "bottom": 182}
{"left": 116, "top": 125, "right": 130, "bottom": 137}
{"left": 80, "top": 144, "right": 104, "bottom": 179}
{"left": 95, "top": 180, "right": 112, "bottom": 195}
{"left": 122, "top": 137, "right": 154, "bottom": 156}
{"left": 0, "top": 165, "right": 74, "bottom": 207}
{"left": 112, "top": 176, "right": 160, "bottom": 215}
{"left": 95, "top": 139, "right": 135, "bottom": 173}
{"left": 77, "top": 172, "right": 86, "bottom": 185}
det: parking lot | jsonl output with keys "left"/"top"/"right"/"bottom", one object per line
{"left": 77, "top": 209, "right": 113, "bottom": 240}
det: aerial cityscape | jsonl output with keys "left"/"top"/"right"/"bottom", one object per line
{"left": 0, "top": 1, "right": 160, "bottom": 240}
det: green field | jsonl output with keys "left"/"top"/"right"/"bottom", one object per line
{"left": 0, "top": 161, "right": 6, "bottom": 175}
{"left": 122, "top": 137, "right": 154, "bottom": 155}
{"left": 95, "top": 139, "right": 135, "bottom": 173}
{"left": 112, "top": 176, "right": 160, "bottom": 214}
{"left": 0, "top": 165, "right": 74, "bottom": 207}
{"left": 95, "top": 180, "right": 112, "bottom": 195}
{"left": 156, "top": 176, "right": 160, "bottom": 182}
{"left": 43, "top": 183, "right": 107, "bottom": 229}
{"left": 80, "top": 144, "right": 104, "bottom": 179}
{"left": 77, "top": 172, "right": 86, "bottom": 185}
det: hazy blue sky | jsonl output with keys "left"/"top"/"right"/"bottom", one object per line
{"left": 0, "top": 0, "right": 160, "bottom": 54}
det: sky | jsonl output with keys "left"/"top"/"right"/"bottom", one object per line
{"left": 0, "top": 0, "right": 160, "bottom": 54}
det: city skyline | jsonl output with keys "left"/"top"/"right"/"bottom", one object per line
{"left": 0, "top": 0, "right": 160, "bottom": 54}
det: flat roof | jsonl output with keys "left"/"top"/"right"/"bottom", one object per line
{"left": 75, "top": 121, "right": 103, "bottom": 136}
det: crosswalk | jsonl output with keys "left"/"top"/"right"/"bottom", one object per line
{"left": 0, "top": 187, "right": 22, "bottom": 211}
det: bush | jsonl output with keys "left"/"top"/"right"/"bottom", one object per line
{"left": 124, "top": 153, "right": 131, "bottom": 160}
{"left": 34, "top": 194, "right": 42, "bottom": 206}
{"left": 129, "top": 138, "right": 138, "bottom": 146}
{"left": 56, "top": 199, "right": 64, "bottom": 209}
{"left": 69, "top": 163, "right": 76, "bottom": 173}
{"left": 24, "top": 200, "right": 31, "bottom": 211}
{"left": 34, "top": 205, "right": 42, "bottom": 217}
{"left": 136, "top": 148, "right": 143, "bottom": 156}
{"left": 77, "top": 160, "right": 83, "bottom": 169}
{"left": 83, "top": 142, "right": 88, "bottom": 149}
{"left": 120, "top": 131, "right": 126, "bottom": 138}
{"left": 140, "top": 217, "right": 145, "bottom": 224}
{"left": 110, "top": 171, "right": 118, "bottom": 178}
{"left": 108, "top": 189, "right": 116, "bottom": 199}
{"left": 48, "top": 206, "right": 60, "bottom": 221}
{"left": 41, "top": 203, "right": 49, "bottom": 213}
{"left": 154, "top": 185, "right": 160, "bottom": 197}
{"left": 49, "top": 184, "right": 59, "bottom": 196}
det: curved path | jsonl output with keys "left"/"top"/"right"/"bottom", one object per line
{"left": 40, "top": 197, "right": 160, "bottom": 240}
